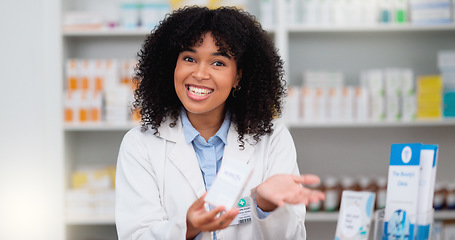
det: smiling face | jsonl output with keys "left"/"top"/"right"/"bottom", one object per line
{"left": 174, "top": 32, "right": 240, "bottom": 121}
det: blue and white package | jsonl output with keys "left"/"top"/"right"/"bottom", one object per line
{"left": 334, "top": 190, "right": 376, "bottom": 240}
{"left": 383, "top": 143, "right": 422, "bottom": 240}
{"left": 416, "top": 144, "right": 438, "bottom": 240}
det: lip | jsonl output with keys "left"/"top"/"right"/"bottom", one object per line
{"left": 186, "top": 84, "right": 214, "bottom": 101}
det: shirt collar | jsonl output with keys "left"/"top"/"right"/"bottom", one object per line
{"left": 181, "top": 109, "right": 231, "bottom": 145}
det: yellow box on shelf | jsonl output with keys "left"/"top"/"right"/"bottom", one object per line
{"left": 417, "top": 93, "right": 442, "bottom": 105}
{"left": 417, "top": 75, "right": 443, "bottom": 91}
{"left": 417, "top": 107, "right": 442, "bottom": 119}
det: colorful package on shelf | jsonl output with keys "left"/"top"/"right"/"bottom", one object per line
{"left": 443, "top": 91, "right": 455, "bottom": 117}
{"left": 63, "top": 12, "right": 104, "bottom": 30}
{"left": 417, "top": 75, "right": 443, "bottom": 119}
{"left": 141, "top": 1, "right": 170, "bottom": 30}
{"left": 410, "top": 0, "right": 452, "bottom": 25}
{"left": 64, "top": 58, "right": 138, "bottom": 124}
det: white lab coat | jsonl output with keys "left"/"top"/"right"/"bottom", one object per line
{"left": 115, "top": 117, "right": 307, "bottom": 240}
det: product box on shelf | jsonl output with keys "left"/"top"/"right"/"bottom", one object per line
{"left": 410, "top": 0, "right": 452, "bottom": 25}
{"left": 64, "top": 58, "right": 138, "bottom": 125}
{"left": 417, "top": 75, "right": 443, "bottom": 119}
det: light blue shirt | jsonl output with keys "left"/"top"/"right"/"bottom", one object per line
{"left": 181, "top": 110, "right": 269, "bottom": 239}
{"left": 181, "top": 110, "right": 230, "bottom": 191}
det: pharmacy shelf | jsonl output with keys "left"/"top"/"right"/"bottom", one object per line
{"left": 63, "top": 28, "right": 151, "bottom": 37}
{"left": 65, "top": 210, "right": 455, "bottom": 224}
{"left": 64, "top": 210, "right": 455, "bottom": 225}
{"left": 305, "top": 210, "right": 455, "bottom": 222}
{"left": 287, "top": 118, "right": 455, "bottom": 129}
{"left": 64, "top": 122, "right": 139, "bottom": 131}
{"left": 66, "top": 215, "right": 115, "bottom": 225}
{"left": 306, "top": 212, "right": 339, "bottom": 222}
{"left": 287, "top": 23, "right": 455, "bottom": 33}
{"left": 63, "top": 26, "right": 275, "bottom": 37}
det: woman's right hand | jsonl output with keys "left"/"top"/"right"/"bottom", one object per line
{"left": 186, "top": 193, "right": 239, "bottom": 239}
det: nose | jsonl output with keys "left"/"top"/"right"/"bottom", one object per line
{"left": 192, "top": 63, "right": 209, "bottom": 81}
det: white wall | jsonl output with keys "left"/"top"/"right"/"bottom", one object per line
{"left": 0, "top": 0, "right": 63, "bottom": 239}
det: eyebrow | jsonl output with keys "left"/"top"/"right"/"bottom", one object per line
{"left": 182, "top": 48, "right": 232, "bottom": 60}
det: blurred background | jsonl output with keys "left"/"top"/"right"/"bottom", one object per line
{"left": 1, "top": 0, "right": 454, "bottom": 239}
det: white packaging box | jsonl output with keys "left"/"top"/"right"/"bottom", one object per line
{"left": 329, "top": 87, "right": 342, "bottom": 121}
{"left": 301, "top": 87, "right": 316, "bottom": 122}
{"left": 260, "top": 0, "right": 275, "bottom": 28}
{"left": 141, "top": 2, "right": 170, "bottom": 30}
{"left": 354, "top": 87, "right": 370, "bottom": 122}
{"left": 386, "top": 93, "right": 401, "bottom": 122}
{"left": 401, "top": 69, "right": 414, "bottom": 95}
{"left": 105, "top": 85, "right": 132, "bottom": 124}
{"left": 410, "top": 0, "right": 451, "bottom": 24}
{"left": 340, "top": 87, "right": 355, "bottom": 122}
{"left": 66, "top": 189, "right": 95, "bottom": 218}
{"left": 303, "top": 70, "right": 344, "bottom": 89}
{"left": 286, "top": 0, "right": 299, "bottom": 25}
{"left": 63, "top": 12, "right": 104, "bottom": 30}
{"left": 320, "top": 0, "right": 332, "bottom": 25}
{"left": 120, "top": 2, "right": 140, "bottom": 29}
{"left": 334, "top": 191, "right": 376, "bottom": 240}
{"left": 417, "top": 145, "right": 438, "bottom": 231}
{"left": 362, "top": 0, "right": 379, "bottom": 25}
{"left": 283, "top": 86, "right": 301, "bottom": 124}
{"left": 370, "top": 94, "right": 385, "bottom": 121}
{"left": 401, "top": 93, "right": 417, "bottom": 121}
{"left": 363, "top": 69, "right": 384, "bottom": 96}
{"left": 438, "top": 50, "right": 455, "bottom": 70}
{"left": 315, "top": 88, "right": 329, "bottom": 122}
{"left": 332, "top": 0, "right": 347, "bottom": 25}
{"left": 93, "top": 189, "right": 115, "bottom": 216}
{"left": 205, "top": 159, "right": 253, "bottom": 210}
{"left": 385, "top": 68, "right": 403, "bottom": 96}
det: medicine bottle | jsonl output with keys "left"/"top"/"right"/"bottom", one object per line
{"left": 341, "top": 176, "right": 358, "bottom": 192}
{"left": 323, "top": 176, "right": 340, "bottom": 212}
{"left": 433, "top": 182, "right": 446, "bottom": 210}
{"left": 307, "top": 182, "right": 322, "bottom": 212}
{"left": 446, "top": 181, "right": 455, "bottom": 210}
{"left": 358, "top": 176, "right": 377, "bottom": 193}
{"left": 375, "top": 177, "right": 387, "bottom": 210}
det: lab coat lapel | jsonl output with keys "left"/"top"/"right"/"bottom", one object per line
{"left": 223, "top": 124, "right": 254, "bottom": 166}
{"left": 168, "top": 130, "right": 206, "bottom": 198}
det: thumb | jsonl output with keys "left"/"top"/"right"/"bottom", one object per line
{"left": 192, "top": 192, "right": 207, "bottom": 209}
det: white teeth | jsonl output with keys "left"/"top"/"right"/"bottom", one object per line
{"left": 188, "top": 86, "right": 213, "bottom": 96}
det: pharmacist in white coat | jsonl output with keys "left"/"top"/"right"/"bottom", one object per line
{"left": 115, "top": 6, "right": 324, "bottom": 240}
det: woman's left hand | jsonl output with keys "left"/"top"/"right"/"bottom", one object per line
{"left": 255, "top": 174, "right": 325, "bottom": 212}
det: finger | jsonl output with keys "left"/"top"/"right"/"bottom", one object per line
{"left": 294, "top": 174, "right": 320, "bottom": 185}
{"left": 202, "top": 205, "right": 225, "bottom": 222}
{"left": 214, "top": 208, "right": 240, "bottom": 230}
{"left": 192, "top": 192, "right": 207, "bottom": 208}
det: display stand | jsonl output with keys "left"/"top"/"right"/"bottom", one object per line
{"left": 373, "top": 208, "right": 435, "bottom": 240}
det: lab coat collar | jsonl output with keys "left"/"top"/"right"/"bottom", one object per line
{"left": 161, "top": 116, "right": 255, "bottom": 198}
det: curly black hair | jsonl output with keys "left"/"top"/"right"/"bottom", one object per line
{"left": 134, "top": 6, "right": 286, "bottom": 147}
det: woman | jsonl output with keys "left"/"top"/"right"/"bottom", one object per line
{"left": 115, "top": 6, "right": 324, "bottom": 240}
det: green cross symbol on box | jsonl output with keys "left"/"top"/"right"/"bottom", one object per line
{"left": 238, "top": 198, "right": 246, "bottom": 207}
